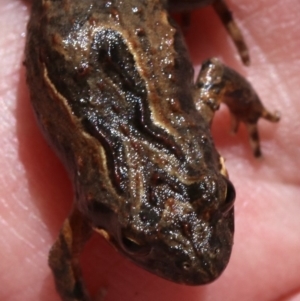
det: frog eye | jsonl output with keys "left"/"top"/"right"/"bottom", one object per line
{"left": 121, "top": 235, "right": 151, "bottom": 256}
{"left": 221, "top": 178, "right": 235, "bottom": 215}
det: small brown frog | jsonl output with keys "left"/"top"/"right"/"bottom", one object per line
{"left": 25, "top": 0, "right": 279, "bottom": 300}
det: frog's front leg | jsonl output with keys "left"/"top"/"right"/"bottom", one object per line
{"left": 195, "top": 58, "right": 280, "bottom": 157}
{"left": 48, "top": 207, "right": 93, "bottom": 301}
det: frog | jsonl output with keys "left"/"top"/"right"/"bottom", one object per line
{"left": 25, "top": 0, "right": 280, "bottom": 300}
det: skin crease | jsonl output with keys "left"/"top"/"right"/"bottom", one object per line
{"left": 0, "top": 0, "right": 300, "bottom": 300}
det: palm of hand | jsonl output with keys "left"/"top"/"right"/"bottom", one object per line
{"left": 0, "top": 1, "right": 299, "bottom": 300}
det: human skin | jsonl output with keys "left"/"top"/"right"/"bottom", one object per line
{"left": 0, "top": 0, "right": 299, "bottom": 300}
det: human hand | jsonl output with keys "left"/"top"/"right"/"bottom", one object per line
{"left": 0, "top": 0, "right": 299, "bottom": 300}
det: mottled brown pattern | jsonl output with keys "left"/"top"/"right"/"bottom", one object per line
{"left": 25, "top": 0, "right": 279, "bottom": 300}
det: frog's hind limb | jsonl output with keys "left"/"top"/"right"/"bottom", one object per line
{"left": 195, "top": 58, "right": 280, "bottom": 157}
{"left": 169, "top": 0, "right": 250, "bottom": 65}
{"left": 212, "top": 0, "right": 250, "bottom": 66}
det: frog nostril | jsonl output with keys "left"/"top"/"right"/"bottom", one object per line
{"left": 182, "top": 261, "right": 191, "bottom": 271}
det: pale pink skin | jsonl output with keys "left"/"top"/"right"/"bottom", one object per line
{"left": 1, "top": 0, "right": 300, "bottom": 300}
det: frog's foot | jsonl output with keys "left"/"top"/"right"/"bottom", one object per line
{"left": 195, "top": 58, "right": 280, "bottom": 157}
{"left": 229, "top": 107, "right": 280, "bottom": 157}
{"left": 49, "top": 207, "right": 93, "bottom": 301}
